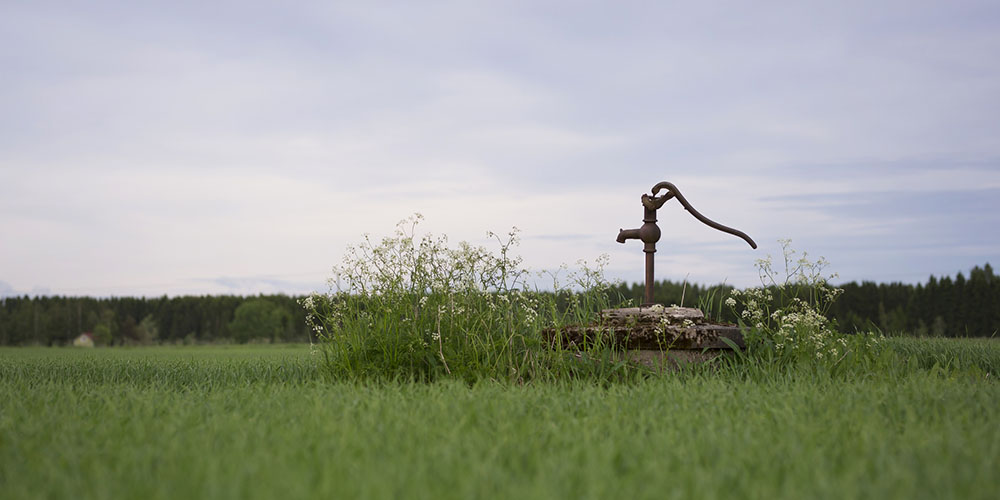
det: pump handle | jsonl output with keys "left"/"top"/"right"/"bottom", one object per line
{"left": 644, "top": 181, "right": 757, "bottom": 249}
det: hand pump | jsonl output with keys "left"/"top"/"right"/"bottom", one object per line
{"left": 617, "top": 181, "right": 757, "bottom": 306}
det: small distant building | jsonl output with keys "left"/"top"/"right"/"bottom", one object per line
{"left": 73, "top": 332, "right": 95, "bottom": 348}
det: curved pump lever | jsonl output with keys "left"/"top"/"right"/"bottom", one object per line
{"left": 647, "top": 181, "right": 757, "bottom": 249}
{"left": 617, "top": 181, "right": 757, "bottom": 306}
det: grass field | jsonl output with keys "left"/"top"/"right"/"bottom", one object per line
{"left": 1, "top": 340, "right": 998, "bottom": 499}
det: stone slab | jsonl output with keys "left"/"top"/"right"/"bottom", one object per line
{"left": 543, "top": 306, "right": 745, "bottom": 351}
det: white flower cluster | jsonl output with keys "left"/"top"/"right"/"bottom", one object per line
{"left": 725, "top": 240, "right": 881, "bottom": 364}
{"left": 299, "top": 293, "right": 334, "bottom": 337}
{"left": 654, "top": 316, "right": 671, "bottom": 336}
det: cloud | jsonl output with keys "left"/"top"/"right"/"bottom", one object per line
{"left": 1, "top": 1, "right": 999, "bottom": 295}
{"left": 205, "top": 275, "right": 325, "bottom": 296}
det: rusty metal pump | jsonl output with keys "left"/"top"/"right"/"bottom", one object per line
{"left": 617, "top": 181, "right": 757, "bottom": 306}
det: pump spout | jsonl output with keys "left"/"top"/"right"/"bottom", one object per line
{"left": 617, "top": 228, "right": 640, "bottom": 243}
{"left": 617, "top": 204, "right": 661, "bottom": 247}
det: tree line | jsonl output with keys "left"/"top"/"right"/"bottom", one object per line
{"left": 0, "top": 294, "right": 311, "bottom": 346}
{"left": 1, "top": 263, "right": 996, "bottom": 345}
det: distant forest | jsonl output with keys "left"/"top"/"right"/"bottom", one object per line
{"left": 0, "top": 264, "right": 996, "bottom": 345}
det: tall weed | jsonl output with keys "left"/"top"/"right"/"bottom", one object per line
{"left": 726, "top": 239, "right": 885, "bottom": 372}
{"left": 302, "top": 215, "right": 630, "bottom": 383}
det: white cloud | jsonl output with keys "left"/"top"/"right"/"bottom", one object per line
{"left": 2, "top": 0, "right": 999, "bottom": 295}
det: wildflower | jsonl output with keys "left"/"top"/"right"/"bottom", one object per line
{"left": 725, "top": 297, "right": 736, "bottom": 307}
{"left": 431, "top": 332, "right": 441, "bottom": 342}
{"left": 655, "top": 317, "right": 670, "bottom": 334}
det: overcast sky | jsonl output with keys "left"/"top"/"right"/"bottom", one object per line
{"left": 2, "top": 0, "right": 999, "bottom": 297}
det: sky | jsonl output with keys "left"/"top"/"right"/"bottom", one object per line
{"left": 2, "top": 0, "right": 999, "bottom": 297}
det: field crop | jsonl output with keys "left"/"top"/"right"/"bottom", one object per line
{"left": 1, "top": 342, "right": 998, "bottom": 500}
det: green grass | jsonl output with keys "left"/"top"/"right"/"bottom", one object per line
{"left": 883, "top": 336, "right": 1000, "bottom": 373}
{"left": 1, "top": 342, "right": 999, "bottom": 499}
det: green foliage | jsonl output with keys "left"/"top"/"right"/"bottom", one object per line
{"left": 883, "top": 337, "right": 1000, "bottom": 374}
{"left": 95, "top": 308, "right": 117, "bottom": 345}
{"left": 0, "top": 294, "right": 310, "bottom": 346}
{"left": 91, "top": 323, "right": 112, "bottom": 346}
{"left": 695, "top": 284, "right": 730, "bottom": 322}
{"left": 229, "top": 298, "right": 291, "bottom": 343}
{"left": 727, "top": 239, "right": 884, "bottom": 370}
{"left": 303, "top": 215, "right": 627, "bottom": 383}
{"left": 0, "top": 345, "right": 318, "bottom": 388}
{"left": 616, "top": 262, "right": 1000, "bottom": 337}
{"left": 614, "top": 280, "right": 739, "bottom": 322}
{"left": 1, "top": 263, "right": 996, "bottom": 346}
{"left": 831, "top": 262, "right": 999, "bottom": 337}
{"left": 1, "top": 344, "right": 998, "bottom": 499}
{"left": 136, "top": 314, "right": 159, "bottom": 344}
